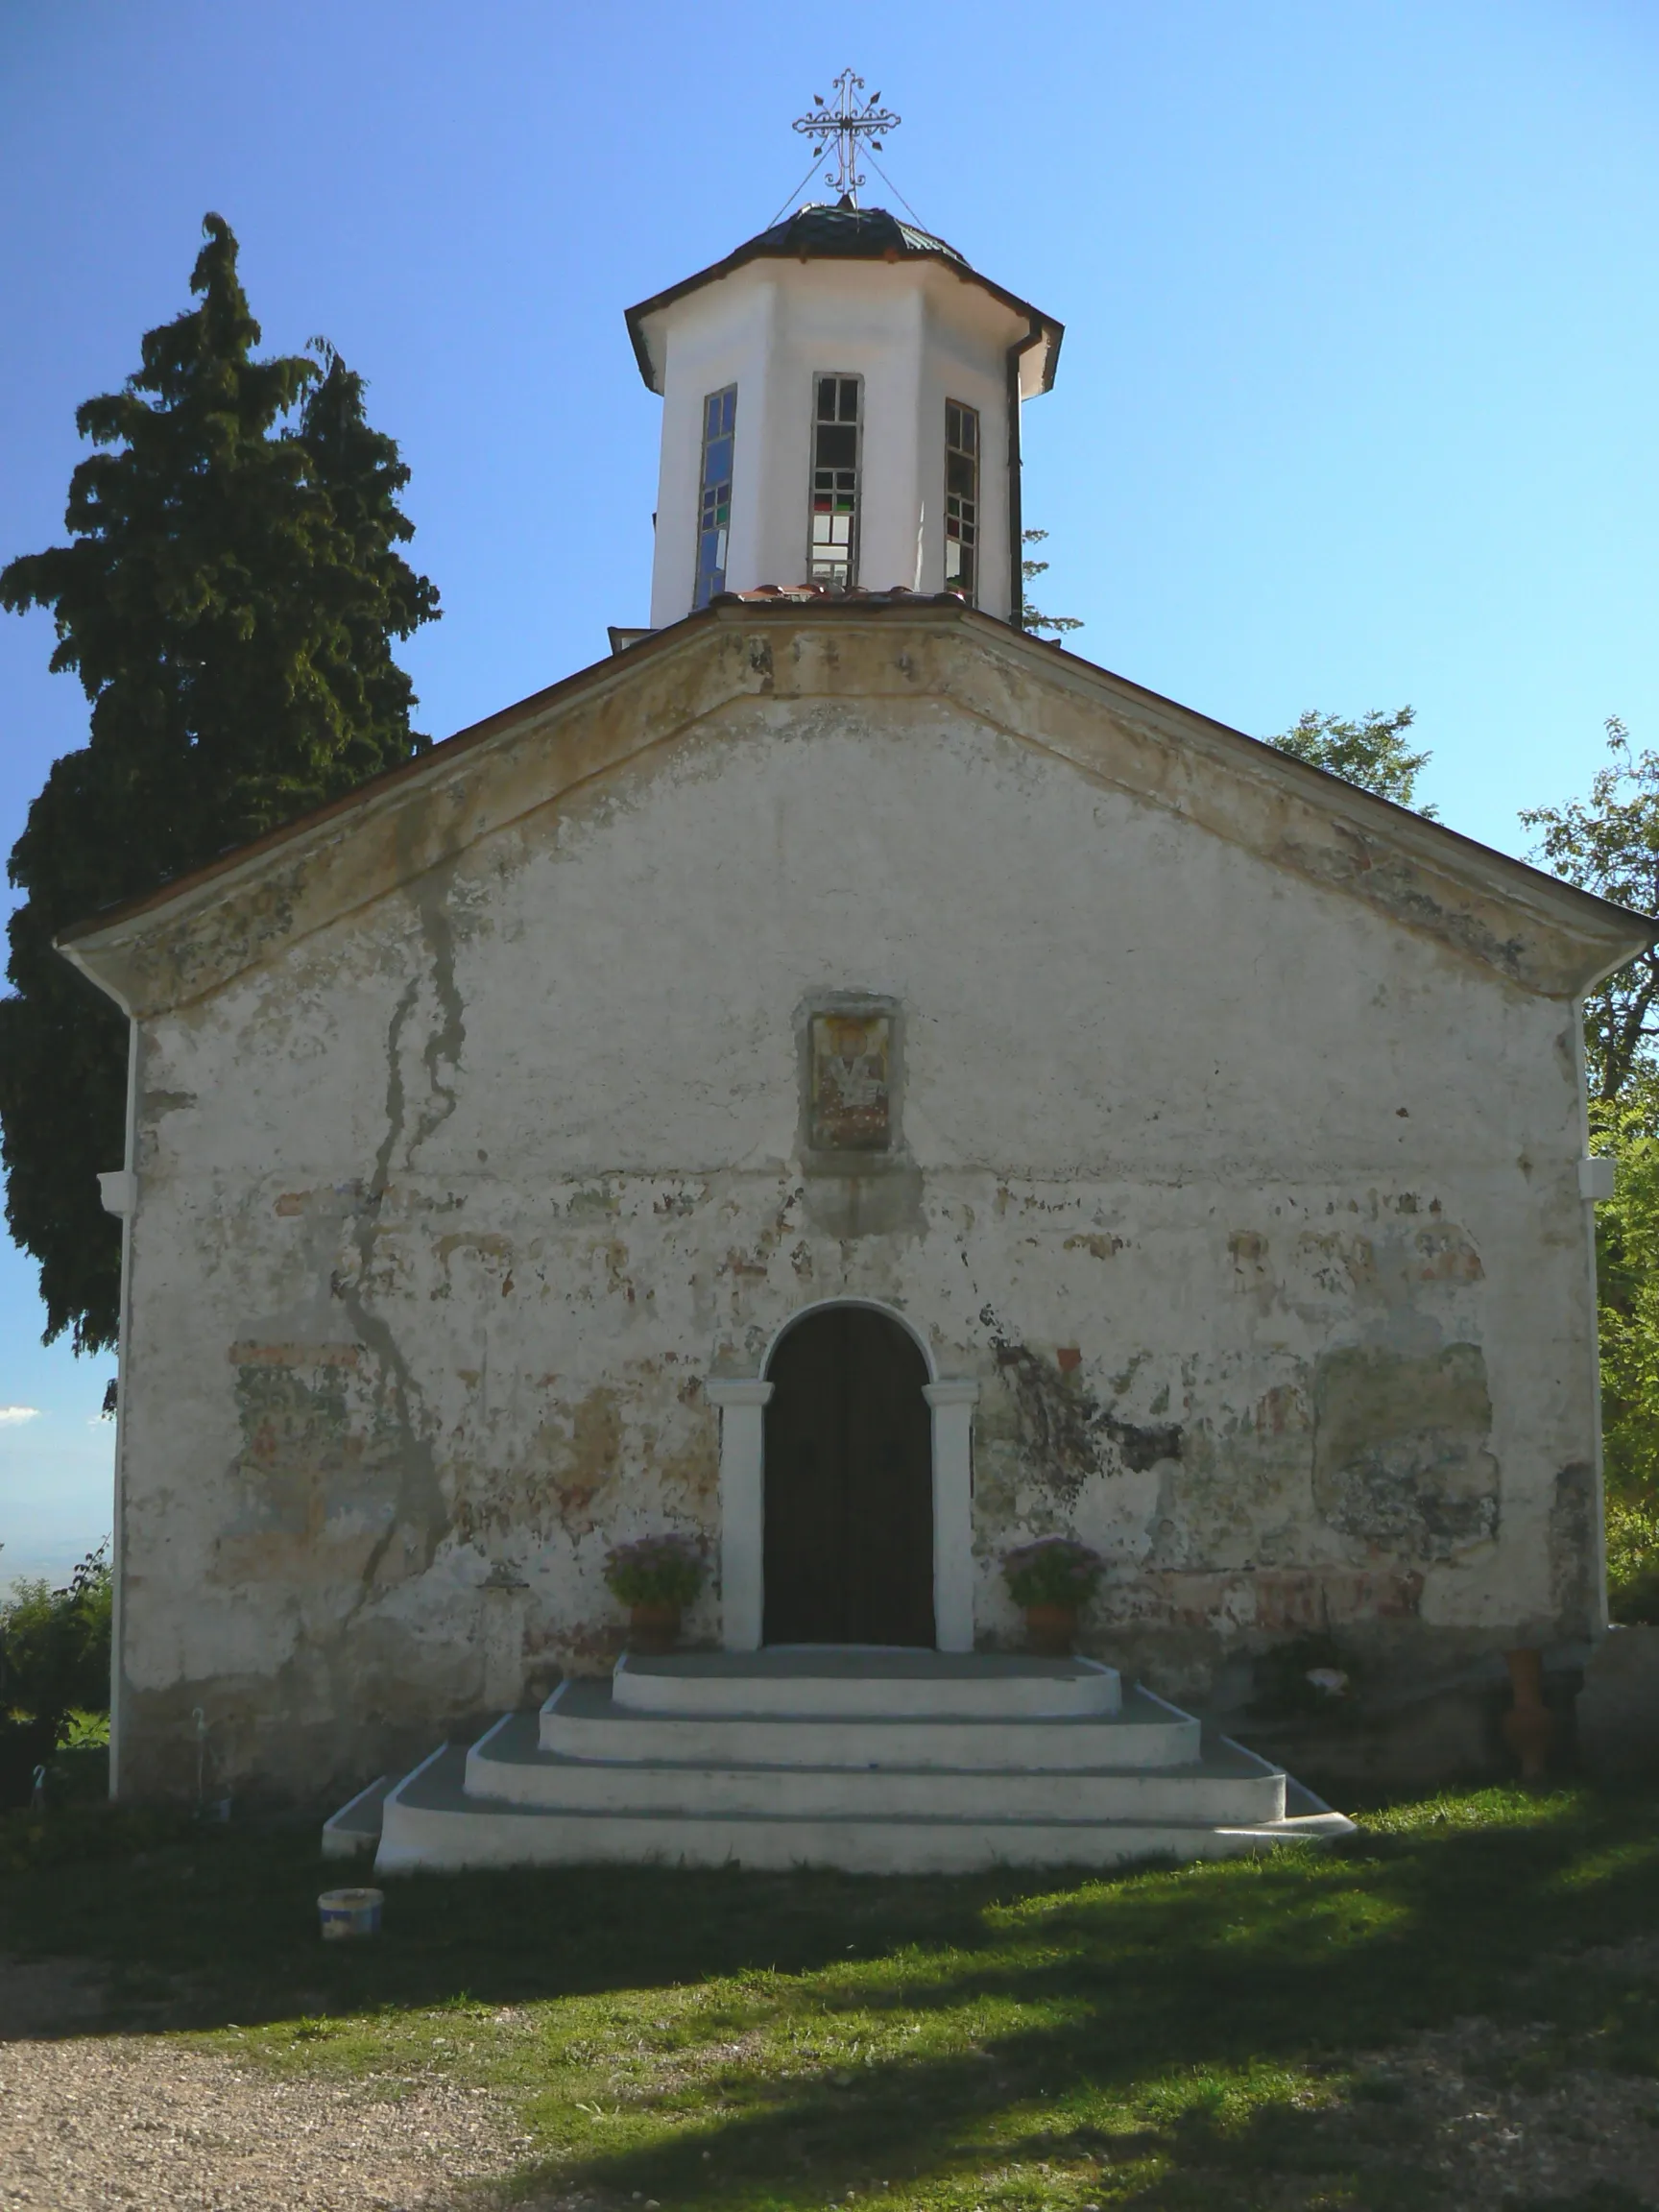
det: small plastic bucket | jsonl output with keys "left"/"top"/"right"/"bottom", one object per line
{"left": 318, "top": 1886, "right": 383, "bottom": 1940}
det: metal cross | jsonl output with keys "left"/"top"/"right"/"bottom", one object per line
{"left": 792, "top": 70, "right": 901, "bottom": 205}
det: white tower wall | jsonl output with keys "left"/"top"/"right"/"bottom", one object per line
{"left": 638, "top": 255, "right": 1042, "bottom": 629}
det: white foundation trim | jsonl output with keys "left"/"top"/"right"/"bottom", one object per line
{"left": 706, "top": 1380, "right": 775, "bottom": 1651}
{"left": 923, "top": 1381, "right": 980, "bottom": 1651}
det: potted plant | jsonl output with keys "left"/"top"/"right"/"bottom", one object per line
{"left": 603, "top": 1535, "right": 706, "bottom": 1654}
{"left": 1000, "top": 1537, "right": 1105, "bottom": 1656}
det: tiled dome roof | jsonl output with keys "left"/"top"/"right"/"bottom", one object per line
{"left": 737, "top": 198, "right": 969, "bottom": 268}
{"left": 625, "top": 201, "right": 1060, "bottom": 397}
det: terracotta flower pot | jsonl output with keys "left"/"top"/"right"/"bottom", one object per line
{"left": 1501, "top": 1647, "right": 1555, "bottom": 1784}
{"left": 628, "top": 1600, "right": 682, "bottom": 1655}
{"left": 1025, "top": 1602, "right": 1077, "bottom": 1657}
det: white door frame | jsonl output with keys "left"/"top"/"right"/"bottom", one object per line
{"left": 706, "top": 1300, "right": 979, "bottom": 1653}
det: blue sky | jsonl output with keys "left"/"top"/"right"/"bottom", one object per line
{"left": 3, "top": 0, "right": 1657, "bottom": 1581}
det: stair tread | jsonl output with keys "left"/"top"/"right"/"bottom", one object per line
{"left": 620, "top": 1648, "right": 1111, "bottom": 1683}
{"left": 331, "top": 1663, "right": 1355, "bottom": 1871}
{"left": 399, "top": 1743, "right": 1319, "bottom": 1833}
{"left": 553, "top": 1678, "right": 1179, "bottom": 1729}
{"left": 610, "top": 1648, "right": 1123, "bottom": 1719}
{"left": 484, "top": 1712, "right": 1267, "bottom": 1782}
{"left": 323, "top": 1772, "right": 393, "bottom": 1836}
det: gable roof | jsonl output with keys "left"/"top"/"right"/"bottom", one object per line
{"left": 625, "top": 202, "right": 1064, "bottom": 396}
{"left": 58, "top": 598, "right": 1654, "bottom": 1019}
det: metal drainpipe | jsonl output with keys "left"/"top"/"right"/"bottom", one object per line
{"left": 1005, "top": 316, "right": 1046, "bottom": 628}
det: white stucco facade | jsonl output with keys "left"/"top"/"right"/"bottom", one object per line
{"left": 62, "top": 606, "right": 1646, "bottom": 1801}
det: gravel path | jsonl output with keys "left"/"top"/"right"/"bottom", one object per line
{"left": 3, "top": 1950, "right": 1655, "bottom": 2209}
{"left": 1341, "top": 2013, "right": 1659, "bottom": 2207}
{"left": 0, "top": 2032, "right": 531, "bottom": 2212}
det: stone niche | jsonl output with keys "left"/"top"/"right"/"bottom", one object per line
{"left": 796, "top": 996, "right": 920, "bottom": 1238}
{"left": 809, "top": 1007, "right": 893, "bottom": 1151}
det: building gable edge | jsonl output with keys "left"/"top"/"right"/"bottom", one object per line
{"left": 57, "top": 605, "right": 1654, "bottom": 1017}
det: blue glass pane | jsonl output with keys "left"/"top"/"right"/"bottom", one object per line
{"left": 719, "top": 389, "right": 736, "bottom": 434}
{"left": 704, "top": 435, "right": 733, "bottom": 490}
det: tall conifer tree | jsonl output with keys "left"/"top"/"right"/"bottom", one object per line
{"left": 0, "top": 215, "right": 439, "bottom": 1352}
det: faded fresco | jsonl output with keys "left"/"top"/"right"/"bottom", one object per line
{"left": 809, "top": 1011, "right": 892, "bottom": 1150}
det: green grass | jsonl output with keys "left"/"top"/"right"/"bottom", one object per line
{"left": 3, "top": 1785, "right": 1657, "bottom": 2208}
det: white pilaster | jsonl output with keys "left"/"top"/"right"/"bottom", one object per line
{"left": 707, "top": 1379, "right": 775, "bottom": 1651}
{"left": 923, "top": 1380, "right": 979, "bottom": 1652}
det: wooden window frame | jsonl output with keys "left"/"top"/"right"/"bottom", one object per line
{"left": 807, "top": 372, "right": 862, "bottom": 589}
{"left": 693, "top": 384, "right": 737, "bottom": 612}
{"left": 944, "top": 398, "right": 979, "bottom": 605}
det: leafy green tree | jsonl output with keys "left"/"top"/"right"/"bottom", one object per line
{"left": 1587, "top": 1077, "right": 1659, "bottom": 1622}
{"left": 1523, "top": 720, "right": 1659, "bottom": 1618}
{"left": 0, "top": 1542, "right": 113, "bottom": 1729}
{"left": 1019, "top": 529, "right": 1083, "bottom": 639}
{"left": 1266, "top": 706, "right": 1435, "bottom": 815}
{"left": 0, "top": 214, "right": 438, "bottom": 1352}
{"left": 1521, "top": 719, "right": 1659, "bottom": 1102}
{"left": 0, "top": 1541, "right": 113, "bottom": 1804}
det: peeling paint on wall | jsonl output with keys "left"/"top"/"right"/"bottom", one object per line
{"left": 1311, "top": 1344, "right": 1499, "bottom": 1560}
{"left": 100, "top": 673, "right": 1608, "bottom": 1798}
{"left": 217, "top": 1350, "right": 401, "bottom": 1584}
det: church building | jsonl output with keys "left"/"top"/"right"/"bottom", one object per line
{"left": 60, "top": 145, "right": 1652, "bottom": 1856}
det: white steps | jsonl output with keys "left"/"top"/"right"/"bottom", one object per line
{"left": 611, "top": 1647, "right": 1123, "bottom": 1719}
{"left": 333, "top": 1647, "right": 1352, "bottom": 1876}
{"left": 471, "top": 1706, "right": 1286, "bottom": 1823}
{"left": 321, "top": 1770, "right": 393, "bottom": 1860}
{"left": 539, "top": 1675, "right": 1194, "bottom": 1771}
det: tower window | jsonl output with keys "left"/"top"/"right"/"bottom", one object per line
{"left": 945, "top": 399, "right": 978, "bottom": 603}
{"left": 694, "top": 385, "right": 736, "bottom": 611}
{"left": 808, "top": 373, "right": 862, "bottom": 589}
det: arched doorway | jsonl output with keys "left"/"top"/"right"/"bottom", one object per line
{"left": 762, "top": 1305, "right": 935, "bottom": 1646}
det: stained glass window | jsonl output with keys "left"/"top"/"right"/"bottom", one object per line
{"left": 945, "top": 399, "right": 978, "bottom": 604}
{"left": 808, "top": 373, "right": 861, "bottom": 589}
{"left": 694, "top": 385, "right": 737, "bottom": 611}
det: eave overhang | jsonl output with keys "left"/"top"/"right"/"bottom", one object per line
{"left": 625, "top": 222, "right": 1064, "bottom": 398}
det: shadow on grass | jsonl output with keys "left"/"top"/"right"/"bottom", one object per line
{"left": 2, "top": 1788, "right": 1656, "bottom": 2209}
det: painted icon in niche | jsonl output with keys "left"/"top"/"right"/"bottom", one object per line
{"left": 809, "top": 1012, "right": 892, "bottom": 1151}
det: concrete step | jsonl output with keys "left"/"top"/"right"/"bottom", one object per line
{"left": 540, "top": 1676, "right": 1199, "bottom": 1769}
{"left": 473, "top": 1711, "right": 1285, "bottom": 1823}
{"left": 328, "top": 1652, "right": 1355, "bottom": 1878}
{"left": 321, "top": 1771, "right": 391, "bottom": 1858}
{"left": 612, "top": 1647, "right": 1121, "bottom": 1720}
{"left": 374, "top": 1743, "right": 1347, "bottom": 1876}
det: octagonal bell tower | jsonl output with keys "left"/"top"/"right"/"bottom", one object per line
{"left": 626, "top": 198, "right": 1062, "bottom": 629}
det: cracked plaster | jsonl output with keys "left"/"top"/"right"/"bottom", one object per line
{"left": 67, "top": 620, "right": 1636, "bottom": 1799}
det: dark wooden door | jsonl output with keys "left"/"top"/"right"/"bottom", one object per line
{"left": 763, "top": 1307, "right": 935, "bottom": 1646}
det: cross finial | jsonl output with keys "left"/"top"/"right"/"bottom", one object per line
{"left": 791, "top": 70, "right": 901, "bottom": 206}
